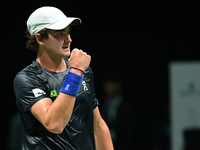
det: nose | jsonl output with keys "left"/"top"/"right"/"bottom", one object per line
{"left": 64, "top": 34, "right": 72, "bottom": 43}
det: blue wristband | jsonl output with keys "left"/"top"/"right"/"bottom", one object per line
{"left": 60, "top": 72, "right": 83, "bottom": 97}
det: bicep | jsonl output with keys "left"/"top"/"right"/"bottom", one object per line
{"left": 30, "top": 98, "right": 53, "bottom": 126}
{"left": 93, "top": 107, "right": 101, "bottom": 126}
{"left": 93, "top": 107, "right": 114, "bottom": 150}
{"left": 93, "top": 106, "right": 105, "bottom": 131}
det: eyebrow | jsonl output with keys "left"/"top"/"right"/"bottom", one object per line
{"left": 57, "top": 26, "right": 71, "bottom": 32}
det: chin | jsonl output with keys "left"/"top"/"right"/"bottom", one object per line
{"left": 63, "top": 51, "right": 71, "bottom": 58}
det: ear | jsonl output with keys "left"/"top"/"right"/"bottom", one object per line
{"left": 35, "top": 33, "right": 45, "bottom": 45}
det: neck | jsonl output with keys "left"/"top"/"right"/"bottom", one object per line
{"left": 36, "top": 51, "right": 67, "bottom": 73}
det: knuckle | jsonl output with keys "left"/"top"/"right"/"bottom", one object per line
{"left": 87, "top": 55, "right": 91, "bottom": 62}
{"left": 73, "top": 48, "right": 79, "bottom": 52}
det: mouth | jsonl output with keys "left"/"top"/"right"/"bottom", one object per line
{"left": 62, "top": 46, "right": 69, "bottom": 50}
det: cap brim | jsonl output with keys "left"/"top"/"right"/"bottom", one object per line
{"left": 46, "top": 17, "right": 81, "bottom": 30}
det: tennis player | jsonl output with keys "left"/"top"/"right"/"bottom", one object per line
{"left": 14, "top": 6, "right": 114, "bottom": 150}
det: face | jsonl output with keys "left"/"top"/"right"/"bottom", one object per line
{"left": 42, "top": 26, "right": 72, "bottom": 58}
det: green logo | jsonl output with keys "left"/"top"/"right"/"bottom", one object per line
{"left": 50, "top": 90, "right": 58, "bottom": 97}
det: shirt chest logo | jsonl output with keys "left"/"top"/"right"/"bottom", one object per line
{"left": 82, "top": 81, "right": 88, "bottom": 91}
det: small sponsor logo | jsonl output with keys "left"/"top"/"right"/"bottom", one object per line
{"left": 65, "top": 84, "right": 70, "bottom": 91}
{"left": 32, "top": 88, "right": 46, "bottom": 98}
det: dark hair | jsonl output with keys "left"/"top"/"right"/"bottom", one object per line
{"left": 25, "top": 29, "right": 49, "bottom": 53}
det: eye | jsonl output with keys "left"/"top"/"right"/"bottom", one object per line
{"left": 58, "top": 32, "right": 63, "bottom": 36}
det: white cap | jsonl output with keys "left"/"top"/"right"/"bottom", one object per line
{"left": 27, "top": 6, "right": 81, "bottom": 35}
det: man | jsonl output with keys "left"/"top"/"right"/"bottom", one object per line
{"left": 14, "top": 6, "right": 114, "bottom": 150}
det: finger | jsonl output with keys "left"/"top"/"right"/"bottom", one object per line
{"left": 73, "top": 48, "right": 79, "bottom": 51}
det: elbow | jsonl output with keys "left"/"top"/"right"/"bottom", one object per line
{"left": 47, "top": 126, "right": 64, "bottom": 134}
{"left": 45, "top": 122, "right": 65, "bottom": 134}
{"left": 43, "top": 115, "right": 70, "bottom": 134}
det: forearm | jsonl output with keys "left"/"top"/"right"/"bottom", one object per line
{"left": 94, "top": 118, "right": 114, "bottom": 150}
{"left": 44, "top": 93, "right": 76, "bottom": 133}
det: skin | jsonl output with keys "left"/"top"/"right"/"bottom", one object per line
{"left": 30, "top": 26, "right": 114, "bottom": 150}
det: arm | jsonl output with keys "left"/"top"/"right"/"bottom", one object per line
{"left": 30, "top": 93, "right": 76, "bottom": 134}
{"left": 93, "top": 107, "right": 114, "bottom": 150}
{"left": 30, "top": 49, "right": 91, "bottom": 134}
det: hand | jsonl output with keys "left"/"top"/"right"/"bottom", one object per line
{"left": 69, "top": 48, "right": 91, "bottom": 74}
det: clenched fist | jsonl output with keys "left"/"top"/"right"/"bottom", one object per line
{"left": 69, "top": 48, "right": 91, "bottom": 75}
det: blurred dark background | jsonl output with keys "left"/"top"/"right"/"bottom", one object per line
{"left": 1, "top": 1, "right": 200, "bottom": 150}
